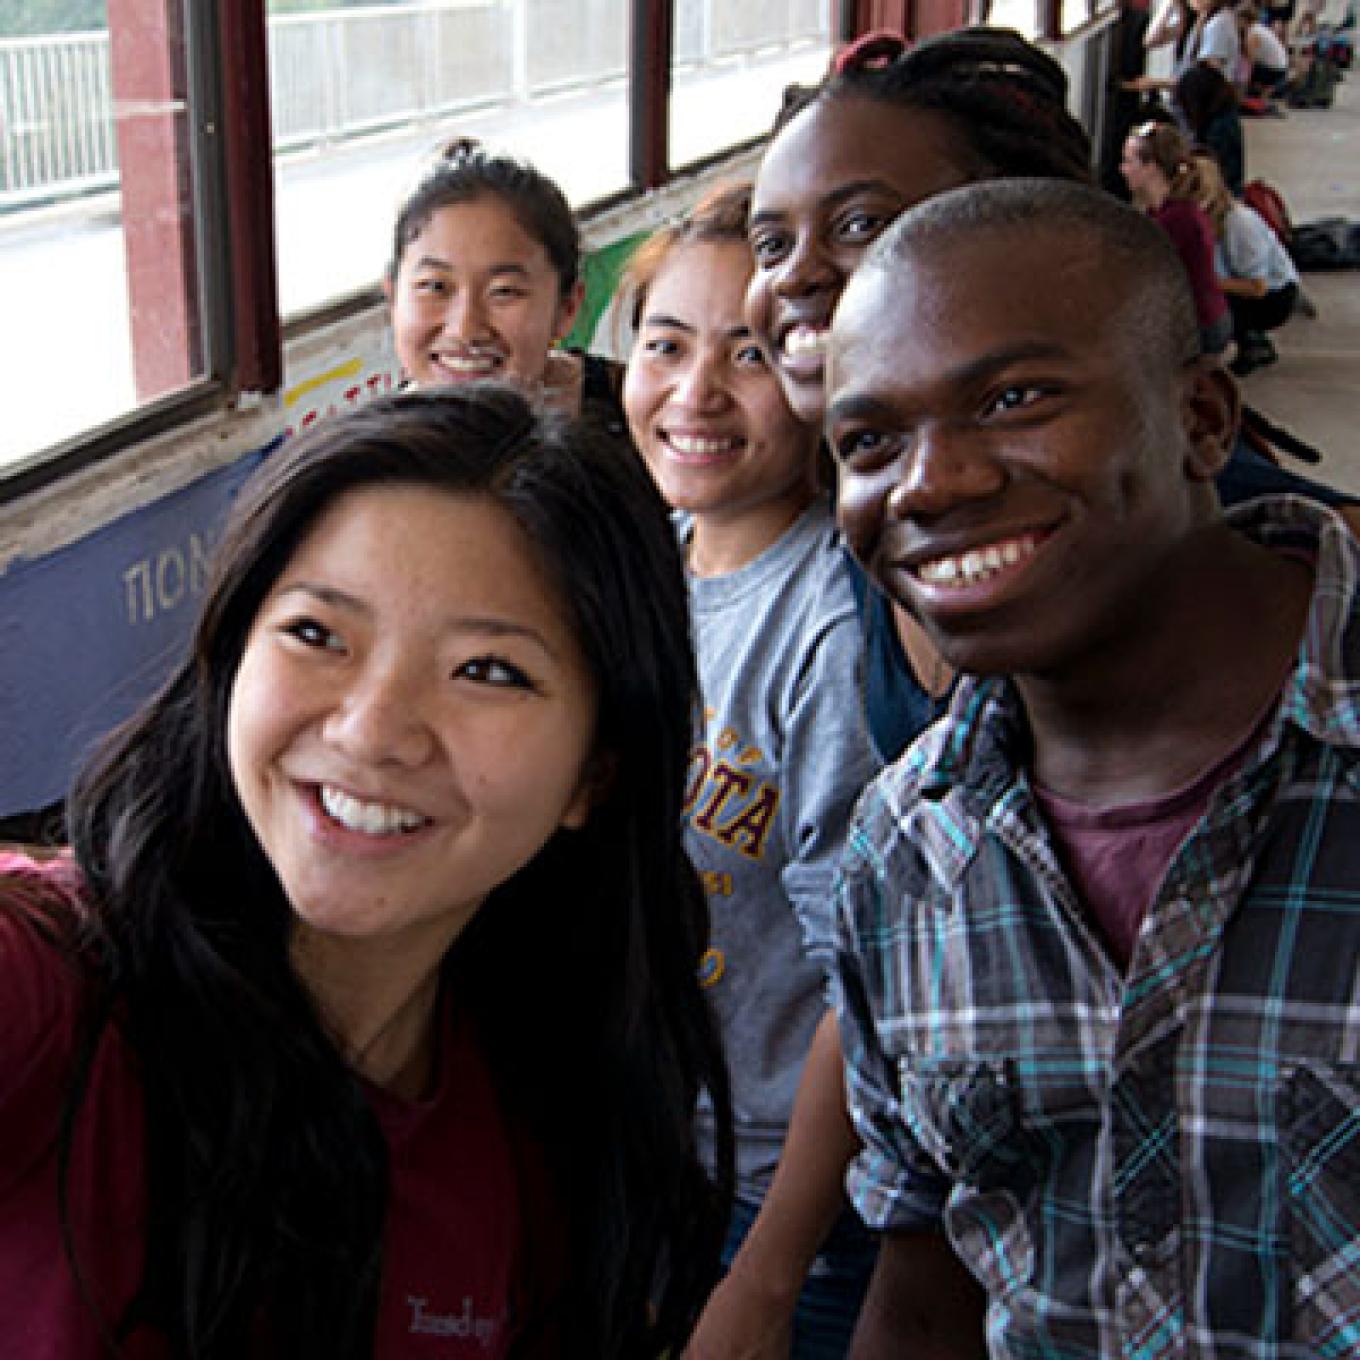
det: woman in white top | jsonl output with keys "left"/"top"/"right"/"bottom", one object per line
{"left": 1241, "top": 5, "right": 1292, "bottom": 92}
{"left": 1193, "top": 150, "right": 1301, "bottom": 373}
{"left": 1133, "top": 0, "right": 1243, "bottom": 97}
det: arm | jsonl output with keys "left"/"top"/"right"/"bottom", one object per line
{"left": 685, "top": 1010, "right": 859, "bottom": 1359}
{"left": 1218, "top": 274, "right": 1269, "bottom": 299}
{"left": 849, "top": 1231, "right": 988, "bottom": 1360}
{"left": 685, "top": 563, "right": 882, "bottom": 1356}
{"left": 1145, "top": 0, "right": 1186, "bottom": 48}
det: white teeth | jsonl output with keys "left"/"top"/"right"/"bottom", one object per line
{"left": 782, "top": 325, "right": 826, "bottom": 359}
{"left": 916, "top": 535, "right": 1039, "bottom": 588}
{"left": 434, "top": 352, "right": 499, "bottom": 374}
{"left": 320, "top": 785, "right": 428, "bottom": 835}
{"left": 668, "top": 432, "right": 740, "bottom": 456}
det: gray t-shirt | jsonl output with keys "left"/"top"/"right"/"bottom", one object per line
{"left": 687, "top": 498, "right": 881, "bottom": 1203}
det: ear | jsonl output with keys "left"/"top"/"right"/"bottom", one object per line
{"left": 555, "top": 280, "right": 587, "bottom": 345}
{"left": 560, "top": 748, "right": 617, "bottom": 831}
{"left": 1180, "top": 358, "right": 1239, "bottom": 482}
{"left": 382, "top": 271, "right": 395, "bottom": 311}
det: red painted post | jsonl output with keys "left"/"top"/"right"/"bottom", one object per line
{"left": 107, "top": 0, "right": 201, "bottom": 400}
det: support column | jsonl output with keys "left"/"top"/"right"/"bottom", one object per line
{"left": 107, "top": 0, "right": 200, "bottom": 400}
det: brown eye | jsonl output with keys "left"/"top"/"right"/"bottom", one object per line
{"left": 456, "top": 656, "right": 532, "bottom": 689}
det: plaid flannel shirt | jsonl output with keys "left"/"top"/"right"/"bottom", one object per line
{"left": 833, "top": 497, "right": 1360, "bottom": 1358}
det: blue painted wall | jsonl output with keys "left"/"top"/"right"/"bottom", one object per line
{"left": 0, "top": 442, "right": 277, "bottom": 819}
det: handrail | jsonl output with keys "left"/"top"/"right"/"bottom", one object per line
{"left": 0, "top": 0, "right": 825, "bottom": 212}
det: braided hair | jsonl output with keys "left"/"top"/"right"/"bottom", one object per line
{"left": 776, "top": 27, "right": 1093, "bottom": 185}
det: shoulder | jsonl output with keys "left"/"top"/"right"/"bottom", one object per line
{"left": 0, "top": 854, "right": 90, "bottom": 1117}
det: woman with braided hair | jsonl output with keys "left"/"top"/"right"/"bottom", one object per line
{"left": 748, "top": 27, "right": 1091, "bottom": 432}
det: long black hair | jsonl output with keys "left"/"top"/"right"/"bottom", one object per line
{"left": 778, "top": 26, "right": 1093, "bottom": 183}
{"left": 55, "top": 385, "right": 732, "bottom": 1356}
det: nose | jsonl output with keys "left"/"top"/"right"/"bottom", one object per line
{"left": 672, "top": 351, "right": 731, "bottom": 413}
{"left": 441, "top": 290, "right": 490, "bottom": 344}
{"left": 772, "top": 230, "right": 839, "bottom": 298}
{"left": 886, "top": 424, "right": 1005, "bottom": 521}
{"left": 324, "top": 662, "right": 436, "bottom": 768}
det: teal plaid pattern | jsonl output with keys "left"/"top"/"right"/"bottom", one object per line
{"left": 833, "top": 498, "right": 1360, "bottom": 1358}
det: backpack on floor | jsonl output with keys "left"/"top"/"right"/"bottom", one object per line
{"left": 1290, "top": 218, "right": 1360, "bottom": 270}
{"left": 1243, "top": 179, "right": 1294, "bottom": 248}
{"left": 1288, "top": 50, "right": 1340, "bottom": 107}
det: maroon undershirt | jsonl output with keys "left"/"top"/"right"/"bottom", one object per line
{"left": 1033, "top": 716, "right": 1267, "bottom": 969}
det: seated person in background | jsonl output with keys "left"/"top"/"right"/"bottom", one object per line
{"left": 826, "top": 177, "right": 1360, "bottom": 1357}
{"left": 385, "top": 138, "right": 625, "bottom": 428}
{"left": 1192, "top": 150, "right": 1301, "bottom": 374}
{"left": 1121, "top": 120, "right": 1233, "bottom": 355}
{"left": 0, "top": 388, "right": 731, "bottom": 1358}
{"left": 621, "top": 184, "right": 882, "bottom": 1357}
{"left": 1239, "top": 3, "right": 1293, "bottom": 96}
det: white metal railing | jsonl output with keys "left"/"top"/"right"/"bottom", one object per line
{"left": 1, "top": 0, "right": 828, "bottom": 211}
{"left": 0, "top": 29, "right": 117, "bottom": 205}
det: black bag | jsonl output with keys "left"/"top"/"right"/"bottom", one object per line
{"left": 1288, "top": 52, "right": 1340, "bottom": 107}
{"left": 1290, "top": 218, "right": 1360, "bottom": 271}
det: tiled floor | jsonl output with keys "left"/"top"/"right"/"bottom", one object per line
{"left": 1234, "top": 64, "right": 1360, "bottom": 494}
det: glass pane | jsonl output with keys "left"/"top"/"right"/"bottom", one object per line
{"left": 267, "top": 0, "right": 631, "bottom": 319}
{"left": 669, "top": 0, "right": 833, "bottom": 168}
{"left": 0, "top": 0, "right": 206, "bottom": 470}
{"left": 986, "top": 0, "right": 1040, "bottom": 38}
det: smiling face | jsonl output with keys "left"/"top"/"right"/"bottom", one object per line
{"left": 226, "top": 485, "right": 599, "bottom": 977}
{"left": 745, "top": 96, "right": 979, "bottom": 426}
{"left": 1119, "top": 137, "right": 1164, "bottom": 206}
{"left": 387, "top": 195, "right": 580, "bottom": 390}
{"left": 826, "top": 225, "right": 1228, "bottom": 679}
{"left": 623, "top": 238, "right": 819, "bottom": 568}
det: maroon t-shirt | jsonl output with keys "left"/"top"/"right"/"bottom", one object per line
{"left": 0, "top": 853, "right": 564, "bottom": 1358}
{"left": 1034, "top": 721, "right": 1264, "bottom": 969}
{"left": 1153, "top": 198, "right": 1231, "bottom": 332}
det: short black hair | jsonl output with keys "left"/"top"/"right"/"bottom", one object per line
{"left": 859, "top": 177, "right": 1201, "bottom": 364}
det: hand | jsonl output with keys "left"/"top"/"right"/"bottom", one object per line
{"left": 683, "top": 1271, "right": 796, "bottom": 1360}
{"left": 539, "top": 349, "right": 584, "bottom": 415}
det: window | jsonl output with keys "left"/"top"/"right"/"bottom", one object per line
{"left": 0, "top": 0, "right": 220, "bottom": 473}
{"left": 668, "top": 0, "right": 832, "bottom": 168}
{"left": 266, "top": 0, "right": 633, "bottom": 319}
{"left": 1, "top": 0, "right": 846, "bottom": 485}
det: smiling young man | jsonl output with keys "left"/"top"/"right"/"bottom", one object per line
{"left": 824, "top": 179, "right": 1360, "bottom": 1357}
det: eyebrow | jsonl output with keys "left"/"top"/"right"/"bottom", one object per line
{"left": 748, "top": 178, "right": 904, "bottom": 229}
{"left": 827, "top": 342, "right": 1074, "bottom": 423}
{"left": 640, "top": 312, "right": 753, "bottom": 342}
{"left": 271, "top": 583, "right": 563, "bottom": 659}
{"left": 410, "top": 257, "right": 533, "bottom": 278}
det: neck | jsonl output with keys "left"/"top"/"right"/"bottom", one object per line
{"left": 688, "top": 481, "right": 818, "bottom": 577}
{"left": 291, "top": 929, "right": 447, "bottom": 1099}
{"left": 1018, "top": 526, "right": 1312, "bottom": 805}
{"left": 894, "top": 603, "right": 955, "bottom": 698}
{"left": 1141, "top": 180, "right": 1169, "bottom": 212}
